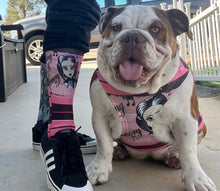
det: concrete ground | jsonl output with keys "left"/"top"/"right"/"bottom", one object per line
{"left": 0, "top": 62, "right": 219, "bottom": 191}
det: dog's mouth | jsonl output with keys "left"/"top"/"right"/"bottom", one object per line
{"left": 118, "top": 58, "right": 148, "bottom": 81}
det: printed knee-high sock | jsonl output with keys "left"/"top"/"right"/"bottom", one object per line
{"left": 35, "top": 62, "right": 50, "bottom": 130}
{"left": 45, "top": 50, "right": 83, "bottom": 138}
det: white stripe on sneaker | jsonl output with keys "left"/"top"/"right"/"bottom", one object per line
{"left": 47, "top": 164, "right": 56, "bottom": 172}
{"left": 46, "top": 156, "right": 55, "bottom": 166}
{"left": 44, "top": 149, "right": 53, "bottom": 160}
{"left": 43, "top": 149, "right": 56, "bottom": 172}
{"left": 40, "top": 148, "right": 60, "bottom": 191}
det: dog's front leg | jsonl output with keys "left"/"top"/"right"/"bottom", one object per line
{"left": 87, "top": 79, "right": 123, "bottom": 185}
{"left": 87, "top": 109, "right": 114, "bottom": 185}
{"left": 173, "top": 118, "right": 216, "bottom": 191}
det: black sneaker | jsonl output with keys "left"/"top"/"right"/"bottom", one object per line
{"left": 32, "top": 125, "right": 97, "bottom": 154}
{"left": 40, "top": 129, "right": 93, "bottom": 191}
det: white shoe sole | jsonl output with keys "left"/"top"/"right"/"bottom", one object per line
{"left": 62, "top": 181, "right": 93, "bottom": 191}
{"left": 32, "top": 142, "right": 41, "bottom": 151}
{"left": 80, "top": 140, "right": 97, "bottom": 154}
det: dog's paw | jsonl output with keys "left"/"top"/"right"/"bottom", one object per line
{"left": 182, "top": 168, "right": 216, "bottom": 191}
{"left": 164, "top": 152, "right": 181, "bottom": 169}
{"left": 87, "top": 160, "right": 112, "bottom": 185}
{"left": 113, "top": 144, "right": 130, "bottom": 160}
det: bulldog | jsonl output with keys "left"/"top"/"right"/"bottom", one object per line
{"left": 87, "top": 5, "right": 216, "bottom": 191}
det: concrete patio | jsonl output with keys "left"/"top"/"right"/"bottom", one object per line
{"left": 0, "top": 63, "right": 219, "bottom": 191}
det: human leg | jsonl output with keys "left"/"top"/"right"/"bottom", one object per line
{"left": 32, "top": 61, "right": 97, "bottom": 153}
{"left": 32, "top": 62, "right": 49, "bottom": 150}
{"left": 39, "top": 0, "right": 100, "bottom": 190}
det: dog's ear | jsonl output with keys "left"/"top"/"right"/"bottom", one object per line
{"left": 99, "top": 6, "right": 125, "bottom": 34}
{"left": 166, "top": 9, "right": 193, "bottom": 40}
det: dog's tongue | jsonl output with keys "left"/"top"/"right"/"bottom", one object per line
{"left": 119, "top": 60, "right": 143, "bottom": 81}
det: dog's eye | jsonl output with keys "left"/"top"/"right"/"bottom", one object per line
{"left": 112, "top": 24, "right": 122, "bottom": 32}
{"left": 150, "top": 26, "right": 161, "bottom": 34}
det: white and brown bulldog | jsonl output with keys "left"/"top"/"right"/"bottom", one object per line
{"left": 87, "top": 5, "right": 216, "bottom": 191}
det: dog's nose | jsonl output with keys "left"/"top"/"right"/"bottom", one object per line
{"left": 121, "top": 31, "right": 145, "bottom": 46}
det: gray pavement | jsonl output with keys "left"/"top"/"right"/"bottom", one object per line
{"left": 0, "top": 65, "right": 219, "bottom": 191}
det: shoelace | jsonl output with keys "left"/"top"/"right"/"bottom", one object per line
{"left": 76, "top": 126, "right": 89, "bottom": 145}
{"left": 52, "top": 130, "right": 87, "bottom": 178}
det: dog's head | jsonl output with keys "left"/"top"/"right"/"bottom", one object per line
{"left": 97, "top": 5, "right": 192, "bottom": 94}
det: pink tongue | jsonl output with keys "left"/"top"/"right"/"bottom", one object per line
{"left": 119, "top": 61, "right": 143, "bottom": 81}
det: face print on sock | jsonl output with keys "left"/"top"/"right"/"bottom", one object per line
{"left": 45, "top": 51, "right": 83, "bottom": 137}
{"left": 136, "top": 94, "right": 167, "bottom": 135}
{"left": 57, "top": 55, "right": 78, "bottom": 88}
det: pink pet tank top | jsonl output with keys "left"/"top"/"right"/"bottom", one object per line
{"left": 97, "top": 59, "right": 204, "bottom": 152}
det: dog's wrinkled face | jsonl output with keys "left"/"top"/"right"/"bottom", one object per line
{"left": 97, "top": 5, "right": 192, "bottom": 94}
